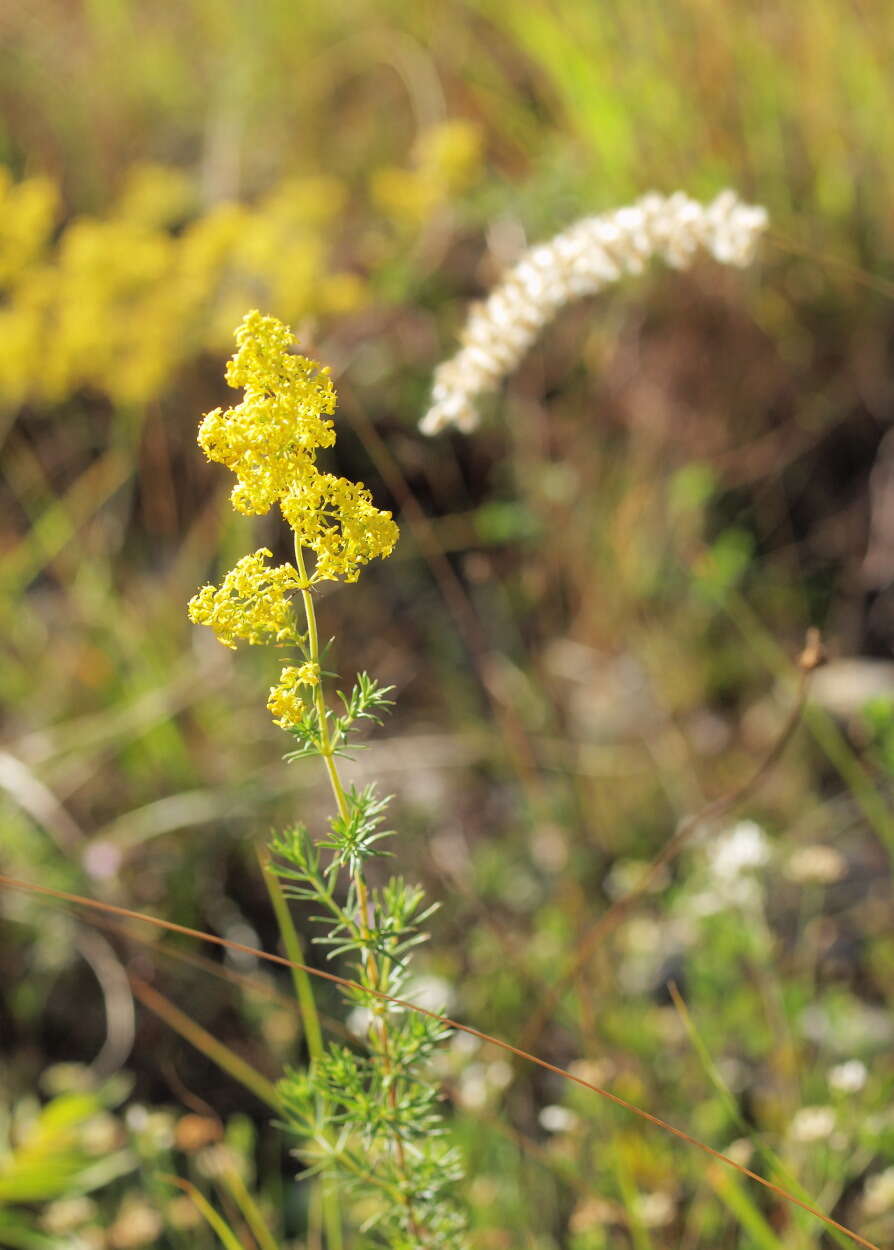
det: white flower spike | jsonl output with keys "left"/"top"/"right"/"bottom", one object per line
{"left": 420, "top": 190, "right": 768, "bottom": 435}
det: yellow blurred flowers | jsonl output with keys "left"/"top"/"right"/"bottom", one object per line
{"left": 0, "top": 165, "right": 366, "bottom": 409}
{"left": 0, "top": 168, "right": 58, "bottom": 286}
{"left": 370, "top": 119, "right": 483, "bottom": 227}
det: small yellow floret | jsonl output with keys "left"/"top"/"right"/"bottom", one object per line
{"left": 198, "top": 309, "right": 336, "bottom": 516}
{"left": 280, "top": 473, "right": 399, "bottom": 584}
{"left": 187, "top": 549, "right": 304, "bottom": 649}
{"left": 267, "top": 662, "right": 321, "bottom": 728}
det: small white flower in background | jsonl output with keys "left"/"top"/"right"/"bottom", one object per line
{"left": 716, "top": 1056, "right": 749, "bottom": 1093}
{"left": 456, "top": 1058, "right": 513, "bottom": 1109}
{"left": 570, "top": 1197, "right": 621, "bottom": 1232}
{"left": 73, "top": 1232, "right": 105, "bottom": 1250}
{"left": 828, "top": 1058, "right": 868, "bottom": 1093}
{"left": 864, "top": 1166, "right": 894, "bottom": 1217}
{"left": 683, "top": 819, "right": 771, "bottom": 915}
{"left": 80, "top": 1111, "right": 120, "bottom": 1154}
{"left": 124, "top": 1104, "right": 147, "bottom": 1132}
{"left": 166, "top": 1195, "right": 203, "bottom": 1231}
{"left": 567, "top": 1057, "right": 616, "bottom": 1087}
{"left": 636, "top": 1192, "right": 676, "bottom": 1228}
{"left": 108, "top": 1196, "right": 163, "bottom": 1248}
{"left": 724, "top": 1138, "right": 754, "bottom": 1167}
{"left": 487, "top": 1059, "right": 513, "bottom": 1090}
{"left": 788, "top": 1105, "right": 836, "bottom": 1143}
{"left": 82, "top": 838, "right": 123, "bottom": 880}
{"left": 800, "top": 1002, "right": 894, "bottom": 1049}
{"left": 196, "top": 1143, "right": 247, "bottom": 1181}
{"left": 406, "top": 973, "right": 454, "bottom": 1013}
{"left": 529, "top": 823, "right": 568, "bottom": 872}
{"left": 456, "top": 1063, "right": 489, "bottom": 1110}
{"left": 785, "top": 843, "right": 847, "bottom": 885}
{"left": 420, "top": 189, "right": 768, "bottom": 435}
{"left": 539, "top": 1104, "right": 580, "bottom": 1134}
{"left": 708, "top": 820, "right": 771, "bottom": 880}
{"left": 450, "top": 1028, "right": 481, "bottom": 1056}
{"left": 40, "top": 1197, "right": 97, "bottom": 1235}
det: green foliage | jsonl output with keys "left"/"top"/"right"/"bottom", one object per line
{"left": 283, "top": 674, "right": 394, "bottom": 762}
{"left": 4, "top": 4, "right": 894, "bottom": 1247}
{"left": 271, "top": 670, "right": 465, "bottom": 1244}
{"left": 862, "top": 695, "right": 894, "bottom": 776}
{"left": 0, "top": 1092, "right": 133, "bottom": 1207}
{"left": 693, "top": 528, "right": 756, "bottom": 600}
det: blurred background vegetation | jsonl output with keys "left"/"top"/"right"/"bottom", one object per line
{"left": 2, "top": 1, "right": 894, "bottom": 1247}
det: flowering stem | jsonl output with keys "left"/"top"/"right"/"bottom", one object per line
{"left": 292, "top": 539, "right": 426, "bottom": 1245}
{"left": 190, "top": 313, "right": 456, "bottom": 1244}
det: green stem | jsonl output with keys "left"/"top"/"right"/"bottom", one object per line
{"left": 260, "top": 850, "right": 324, "bottom": 1064}
{"left": 292, "top": 540, "right": 426, "bottom": 1246}
{"left": 165, "top": 1177, "right": 247, "bottom": 1250}
{"left": 131, "top": 976, "right": 280, "bottom": 1110}
{"left": 613, "top": 1152, "right": 655, "bottom": 1250}
{"left": 321, "top": 1179, "right": 343, "bottom": 1250}
{"left": 220, "top": 1165, "right": 282, "bottom": 1250}
{"left": 265, "top": 599, "right": 344, "bottom": 1250}
{"left": 265, "top": 885, "right": 343, "bottom": 1248}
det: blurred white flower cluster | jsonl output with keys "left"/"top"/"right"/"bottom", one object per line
{"left": 684, "top": 819, "right": 772, "bottom": 916}
{"left": 865, "top": 1166, "right": 894, "bottom": 1217}
{"left": 420, "top": 190, "right": 768, "bottom": 434}
{"left": 828, "top": 1058, "right": 868, "bottom": 1093}
{"left": 708, "top": 819, "right": 771, "bottom": 881}
{"left": 788, "top": 1104, "right": 836, "bottom": 1143}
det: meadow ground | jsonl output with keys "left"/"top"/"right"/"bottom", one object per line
{"left": 1, "top": 3, "right": 894, "bottom": 1247}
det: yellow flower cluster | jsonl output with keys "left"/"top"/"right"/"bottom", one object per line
{"left": 267, "top": 662, "right": 321, "bottom": 728}
{"left": 187, "top": 549, "right": 304, "bottom": 649}
{"left": 199, "top": 311, "right": 337, "bottom": 515}
{"left": 189, "top": 313, "right": 398, "bottom": 726}
{"left": 0, "top": 163, "right": 364, "bottom": 409}
{"left": 199, "top": 310, "right": 398, "bottom": 586}
{"left": 280, "top": 473, "right": 401, "bottom": 583}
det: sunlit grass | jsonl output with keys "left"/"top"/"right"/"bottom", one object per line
{"left": 2, "top": 2, "right": 894, "bottom": 1246}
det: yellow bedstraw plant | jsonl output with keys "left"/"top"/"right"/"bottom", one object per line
{"left": 188, "top": 311, "right": 467, "bottom": 1248}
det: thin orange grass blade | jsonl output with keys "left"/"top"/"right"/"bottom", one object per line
{"left": 0, "top": 872, "right": 879, "bottom": 1250}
